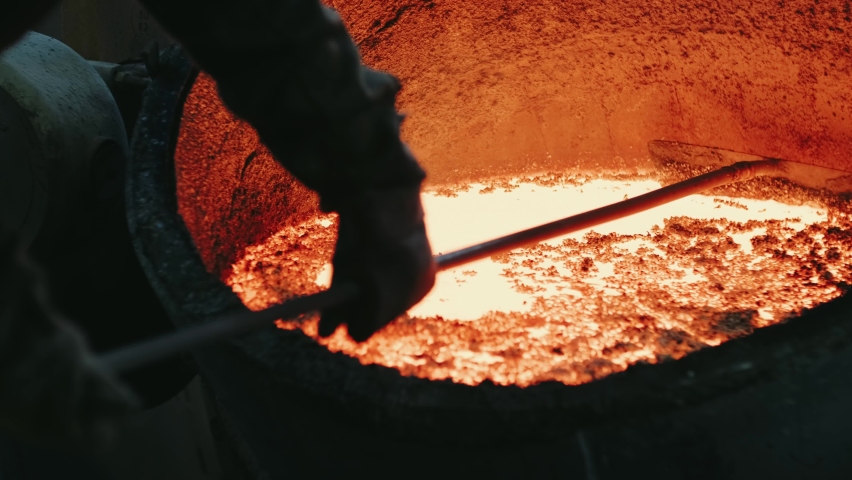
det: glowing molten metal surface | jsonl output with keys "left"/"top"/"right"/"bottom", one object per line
{"left": 175, "top": 0, "right": 852, "bottom": 387}
{"left": 226, "top": 176, "right": 852, "bottom": 386}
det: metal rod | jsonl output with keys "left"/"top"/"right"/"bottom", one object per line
{"left": 100, "top": 160, "right": 777, "bottom": 373}
{"left": 101, "top": 284, "right": 360, "bottom": 373}
{"left": 434, "top": 160, "right": 778, "bottom": 269}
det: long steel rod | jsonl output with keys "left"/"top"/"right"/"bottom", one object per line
{"left": 434, "top": 160, "right": 777, "bottom": 269}
{"left": 100, "top": 160, "right": 777, "bottom": 373}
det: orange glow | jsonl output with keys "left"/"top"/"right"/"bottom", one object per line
{"left": 225, "top": 175, "right": 852, "bottom": 387}
{"left": 173, "top": 0, "right": 852, "bottom": 388}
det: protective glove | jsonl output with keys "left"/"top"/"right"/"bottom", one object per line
{"left": 317, "top": 182, "right": 437, "bottom": 342}
{"left": 0, "top": 232, "right": 139, "bottom": 448}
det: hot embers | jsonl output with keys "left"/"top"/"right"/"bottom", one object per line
{"left": 225, "top": 174, "right": 852, "bottom": 387}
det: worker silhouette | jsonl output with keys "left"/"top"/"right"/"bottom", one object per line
{"left": 0, "top": 0, "right": 435, "bottom": 445}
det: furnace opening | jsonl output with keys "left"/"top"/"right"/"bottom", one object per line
{"left": 173, "top": 0, "right": 851, "bottom": 388}
{"left": 224, "top": 173, "right": 852, "bottom": 386}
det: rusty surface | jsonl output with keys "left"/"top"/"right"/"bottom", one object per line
{"left": 175, "top": 73, "right": 320, "bottom": 274}
{"left": 333, "top": 0, "right": 852, "bottom": 182}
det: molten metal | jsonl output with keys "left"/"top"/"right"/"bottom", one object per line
{"left": 226, "top": 176, "right": 852, "bottom": 386}
{"left": 174, "top": 0, "right": 852, "bottom": 387}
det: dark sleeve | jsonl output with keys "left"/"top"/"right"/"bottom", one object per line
{"left": 0, "top": 230, "right": 136, "bottom": 443}
{"left": 0, "top": 0, "right": 61, "bottom": 50}
{"left": 138, "top": 0, "right": 426, "bottom": 210}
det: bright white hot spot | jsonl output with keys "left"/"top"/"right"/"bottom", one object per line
{"left": 315, "top": 178, "right": 826, "bottom": 321}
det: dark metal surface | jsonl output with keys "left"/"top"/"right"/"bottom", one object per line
{"left": 0, "top": 33, "right": 194, "bottom": 407}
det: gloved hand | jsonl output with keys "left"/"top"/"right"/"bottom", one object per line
{"left": 0, "top": 232, "right": 139, "bottom": 448}
{"left": 318, "top": 182, "right": 437, "bottom": 342}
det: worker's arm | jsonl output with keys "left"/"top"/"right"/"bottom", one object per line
{"left": 0, "top": 3, "right": 140, "bottom": 446}
{"left": 0, "top": 230, "right": 138, "bottom": 446}
{"left": 139, "top": 0, "right": 426, "bottom": 208}
{"left": 139, "top": 0, "right": 436, "bottom": 340}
